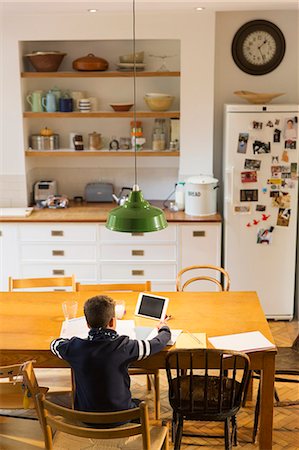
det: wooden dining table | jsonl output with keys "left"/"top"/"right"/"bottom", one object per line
{"left": 0, "top": 290, "right": 276, "bottom": 449}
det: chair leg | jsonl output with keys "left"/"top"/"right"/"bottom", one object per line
{"left": 243, "top": 370, "right": 253, "bottom": 406}
{"left": 174, "top": 415, "right": 184, "bottom": 450}
{"left": 146, "top": 374, "right": 152, "bottom": 391}
{"left": 172, "top": 411, "right": 177, "bottom": 443}
{"left": 274, "top": 387, "right": 280, "bottom": 402}
{"left": 153, "top": 372, "right": 160, "bottom": 420}
{"left": 231, "top": 416, "right": 237, "bottom": 446}
{"left": 224, "top": 417, "right": 232, "bottom": 450}
{"left": 252, "top": 380, "right": 261, "bottom": 443}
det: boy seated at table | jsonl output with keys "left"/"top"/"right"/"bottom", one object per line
{"left": 50, "top": 295, "right": 171, "bottom": 413}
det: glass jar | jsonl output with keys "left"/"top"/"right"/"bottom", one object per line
{"left": 152, "top": 130, "right": 166, "bottom": 151}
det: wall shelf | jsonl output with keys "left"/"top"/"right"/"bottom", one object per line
{"left": 23, "top": 111, "right": 180, "bottom": 118}
{"left": 25, "top": 150, "right": 180, "bottom": 157}
{"left": 21, "top": 71, "right": 180, "bottom": 78}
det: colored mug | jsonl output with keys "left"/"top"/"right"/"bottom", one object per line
{"left": 26, "top": 90, "right": 43, "bottom": 112}
{"left": 59, "top": 97, "right": 73, "bottom": 112}
{"left": 42, "top": 91, "right": 56, "bottom": 112}
{"left": 77, "top": 98, "right": 91, "bottom": 113}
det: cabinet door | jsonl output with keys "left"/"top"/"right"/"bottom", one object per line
{"left": 0, "top": 225, "right": 20, "bottom": 290}
{"left": 179, "top": 223, "right": 222, "bottom": 291}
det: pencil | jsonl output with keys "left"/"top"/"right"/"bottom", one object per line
{"left": 186, "top": 330, "right": 202, "bottom": 345}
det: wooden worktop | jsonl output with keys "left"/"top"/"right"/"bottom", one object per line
{"left": 0, "top": 202, "right": 222, "bottom": 223}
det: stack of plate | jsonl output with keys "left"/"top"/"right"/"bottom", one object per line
{"left": 116, "top": 63, "right": 146, "bottom": 72}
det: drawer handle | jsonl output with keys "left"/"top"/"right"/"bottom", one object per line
{"left": 193, "top": 231, "right": 206, "bottom": 237}
{"left": 132, "top": 250, "right": 144, "bottom": 256}
{"left": 131, "top": 233, "right": 144, "bottom": 237}
{"left": 132, "top": 270, "right": 144, "bottom": 276}
{"left": 52, "top": 250, "right": 65, "bottom": 256}
{"left": 52, "top": 269, "right": 65, "bottom": 275}
{"left": 51, "top": 230, "right": 64, "bottom": 237}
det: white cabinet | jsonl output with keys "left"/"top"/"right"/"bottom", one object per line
{"left": 178, "top": 223, "right": 222, "bottom": 291}
{"left": 0, "top": 221, "right": 221, "bottom": 292}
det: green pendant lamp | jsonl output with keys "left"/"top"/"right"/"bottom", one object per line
{"left": 106, "top": 0, "right": 167, "bottom": 233}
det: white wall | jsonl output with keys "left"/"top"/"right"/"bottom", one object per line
{"left": 0, "top": 9, "right": 215, "bottom": 205}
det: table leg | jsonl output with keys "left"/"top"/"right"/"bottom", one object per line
{"left": 258, "top": 352, "right": 275, "bottom": 450}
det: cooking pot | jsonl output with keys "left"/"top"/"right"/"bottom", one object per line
{"left": 72, "top": 53, "right": 109, "bottom": 71}
{"left": 185, "top": 176, "right": 219, "bottom": 216}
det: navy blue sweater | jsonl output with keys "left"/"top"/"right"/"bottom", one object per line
{"left": 50, "top": 325, "right": 170, "bottom": 412}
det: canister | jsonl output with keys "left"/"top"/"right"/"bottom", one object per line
{"left": 30, "top": 134, "right": 59, "bottom": 150}
{"left": 185, "top": 176, "right": 219, "bottom": 216}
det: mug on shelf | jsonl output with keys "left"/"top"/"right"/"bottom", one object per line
{"left": 59, "top": 97, "right": 73, "bottom": 112}
{"left": 77, "top": 98, "right": 91, "bottom": 113}
{"left": 26, "top": 90, "right": 44, "bottom": 112}
{"left": 42, "top": 90, "right": 56, "bottom": 112}
{"left": 70, "top": 131, "right": 83, "bottom": 149}
{"left": 71, "top": 91, "right": 85, "bottom": 111}
{"left": 73, "top": 134, "right": 84, "bottom": 151}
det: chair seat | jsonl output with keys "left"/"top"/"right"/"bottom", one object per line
{"left": 53, "top": 424, "right": 168, "bottom": 449}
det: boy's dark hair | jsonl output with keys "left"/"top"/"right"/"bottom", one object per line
{"left": 84, "top": 295, "right": 115, "bottom": 328}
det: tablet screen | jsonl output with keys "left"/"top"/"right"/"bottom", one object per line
{"left": 135, "top": 293, "right": 169, "bottom": 320}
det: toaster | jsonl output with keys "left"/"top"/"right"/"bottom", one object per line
{"left": 85, "top": 182, "right": 113, "bottom": 202}
{"left": 34, "top": 180, "right": 57, "bottom": 203}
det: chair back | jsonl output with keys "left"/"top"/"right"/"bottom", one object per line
{"left": 176, "top": 265, "right": 230, "bottom": 292}
{"left": 165, "top": 349, "right": 250, "bottom": 420}
{"left": 0, "top": 362, "right": 34, "bottom": 409}
{"left": 8, "top": 275, "right": 76, "bottom": 291}
{"left": 36, "top": 394, "right": 152, "bottom": 450}
{"left": 76, "top": 281, "right": 151, "bottom": 292}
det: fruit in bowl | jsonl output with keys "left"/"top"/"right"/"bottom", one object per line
{"left": 144, "top": 95, "right": 174, "bottom": 111}
{"left": 110, "top": 103, "right": 134, "bottom": 112}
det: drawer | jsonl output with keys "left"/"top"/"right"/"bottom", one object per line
{"left": 180, "top": 223, "right": 221, "bottom": 268}
{"left": 101, "top": 262, "right": 177, "bottom": 280}
{"left": 20, "top": 263, "right": 97, "bottom": 281}
{"left": 100, "top": 244, "right": 177, "bottom": 261}
{"left": 20, "top": 244, "right": 96, "bottom": 261}
{"left": 99, "top": 225, "right": 177, "bottom": 242}
{"left": 19, "top": 224, "right": 97, "bottom": 242}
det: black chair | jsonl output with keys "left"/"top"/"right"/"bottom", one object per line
{"left": 165, "top": 348, "right": 250, "bottom": 450}
{"left": 252, "top": 333, "right": 299, "bottom": 443}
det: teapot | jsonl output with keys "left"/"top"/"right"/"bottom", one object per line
{"left": 112, "top": 187, "right": 133, "bottom": 205}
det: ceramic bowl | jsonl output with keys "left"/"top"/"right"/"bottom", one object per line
{"left": 25, "top": 51, "right": 66, "bottom": 72}
{"left": 144, "top": 96, "right": 174, "bottom": 111}
{"left": 119, "top": 51, "right": 144, "bottom": 64}
{"left": 234, "top": 90, "right": 285, "bottom": 104}
{"left": 145, "top": 92, "right": 171, "bottom": 98}
{"left": 110, "top": 103, "right": 134, "bottom": 112}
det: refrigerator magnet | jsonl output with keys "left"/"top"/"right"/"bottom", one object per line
{"left": 273, "top": 129, "right": 281, "bottom": 143}
{"left": 277, "top": 208, "right": 291, "bottom": 227}
{"left": 244, "top": 159, "right": 261, "bottom": 170}
{"left": 234, "top": 205, "right": 251, "bottom": 214}
{"left": 257, "top": 227, "right": 274, "bottom": 245}
{"left": 283, "top": 117, "right": 297, "bottom": 141}
{"left": 253, "top": 140, "right": 271, "bottom": 154}
{"left": 256, "top": 205, "right": 266, "bottom": 212}
{"left": 240, "top": 189, "right": 258, "bottom": 202}
{"left": 261, "top": 213, "right": 271, "bottom": 221}
{"left": 241, "top": 171, "right": 257, "bottom": 183}
{"left": 271, "top": 192, "right": 291, "bottom": 208}
{"left": 281, "top": 150, "right": 289, "bottom": 162}
{"left": 237, "top": 133, "right": 249, "bottom": 154}
{"left": 252, "top": 121, "right": 263, "bottom": 130}
{"left": 272, "top": 156, "right": 279, "bottom": 164}
{"left": 285, "top": 140, "right": 296, "bottom": 150}
{"left": 291, "top": 163, "right": 297, "bottom": 179}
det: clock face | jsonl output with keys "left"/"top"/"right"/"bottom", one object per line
{"left": 232, "top": 20, "right": 285, "bottom": 75}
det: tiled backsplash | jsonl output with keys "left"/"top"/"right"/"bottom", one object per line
{"left": 0, "top": 175, "right": 27, "bottom": 207}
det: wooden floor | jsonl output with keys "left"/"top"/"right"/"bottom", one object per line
{"left": 0, "top": 320, "right": 298, "bottom": 450}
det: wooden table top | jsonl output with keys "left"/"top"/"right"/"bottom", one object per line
{"left": 0, "top": 291, "right": 274, "bottom": 352}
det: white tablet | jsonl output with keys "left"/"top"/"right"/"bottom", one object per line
{"left": 135, "top": 292, "right": 169, "bottom": 321}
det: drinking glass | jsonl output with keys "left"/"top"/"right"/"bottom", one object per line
{"left": 115, "top": 300, "right": 126, "bottom": 319}
{"left": 62, "top": 300, "right": 78, "bottom": 320}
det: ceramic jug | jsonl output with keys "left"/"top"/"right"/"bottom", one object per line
{"left": 88, "top": 132, "right": 102, "bottom": 150}
{"left": 26, "top": 90, "right": 43, "bottom": 112}
{"left": 42, "top": 90, "right": 56, "bottom": 112}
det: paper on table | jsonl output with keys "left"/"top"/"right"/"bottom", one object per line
{"left": 146, "top": 328, "right": 182, "bottom": 346}
{"left": 208, "top": 331, "right": 276, "bottom": 353}
{"left": 60, "top": 317, "right": 136, "bottom": 340}
{"left": 176, "top": 333, "right": 207, "bottom": 349}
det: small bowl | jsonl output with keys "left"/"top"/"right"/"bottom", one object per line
{"left": 234, "top": 90, "right": 285, "bottom": 104}
{"left": 119, "top": 51, "right": 144, "bottom": 64}
{"left": 144, "top": 96, "right": 174, "bottom": 112}
{"left": 110, "top": 103, "right": 134, "bottom": 112}
{"left": 25, "top": 51, "right": 66, "bottom": 72}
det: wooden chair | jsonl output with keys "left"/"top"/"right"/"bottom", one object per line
{"left": 252, "top": 333, "right": 299, "bottom": 443}
{"left": 165, "top": 348, "right": 250, "bottom": 450}
{"left": 176, "top": 265, "right": 230, "bottom": 292}
{"left": 76, "top": 281, "right": 151, "bottom": 292}
{"left": 8, "top": 275, "right": 76, "bottom": 291}
{"left": 75, "top": 281, "right": 161, "bottom": 420}
{"left": 36, "top": 394, "right": 169, "bottom": 450}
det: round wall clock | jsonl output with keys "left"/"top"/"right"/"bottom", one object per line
{"left": 231, "top": 20, "right": 286, "bottom": 75}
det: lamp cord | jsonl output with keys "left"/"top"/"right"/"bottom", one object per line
{"left": 132, "top": 0, "right": 137, "bottom": 187}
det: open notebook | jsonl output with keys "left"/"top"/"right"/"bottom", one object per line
{"left": 60, "top": 316, "right": 182, "bottom": 346}
{"left": 208, "top": 331, "right": 276, "bottom": 353}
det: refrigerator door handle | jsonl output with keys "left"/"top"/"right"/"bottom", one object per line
{"left": 225, "top": 166, "right": 234, "bottom": 204}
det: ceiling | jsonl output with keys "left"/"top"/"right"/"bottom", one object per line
{"left": 2, "top": 0, "right": 298, "bottom": 14}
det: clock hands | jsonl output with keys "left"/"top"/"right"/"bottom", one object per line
{"left": 257, "top": 39, "right": 268, "bottom": 61}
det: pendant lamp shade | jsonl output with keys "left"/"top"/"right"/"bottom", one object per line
{"left": 106, "top": 185, "right": 167, "bottom": 233}
{"left": 105, "top": 0, "right": 168, "bottom": 233}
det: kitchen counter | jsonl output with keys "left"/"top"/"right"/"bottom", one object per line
{"left": 0, "top": 202, "right": 222, "bottom": 223}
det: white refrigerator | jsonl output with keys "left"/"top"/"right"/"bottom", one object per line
{"left": 223, "top": 104, "right": 299, "bottom": 319}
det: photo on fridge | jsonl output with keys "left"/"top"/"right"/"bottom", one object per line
{"left": 277, "top": 208, "right": 291, "bottom": 227}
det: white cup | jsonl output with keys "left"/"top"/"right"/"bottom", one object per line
{"left": 69, "top": 132, "right": 83, "bottom": 149}
{"left": 115, "top": 300, "right": 126, "bottom": 319}
{"left": 77, "top": 98, "right": 91, "bottom": 113}
{"left": 71, "top": 91, "right": 85, "bottom": 111}
{"left": 62, "top": 300, "right": 78, "bottom": 320}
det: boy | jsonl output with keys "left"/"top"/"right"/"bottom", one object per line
{"left": 51, "top": 295, "right": 171, "bottom": 413}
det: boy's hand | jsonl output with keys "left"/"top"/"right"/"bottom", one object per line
{"left": 157, "top": 319, "right": 170, "bottom": 330}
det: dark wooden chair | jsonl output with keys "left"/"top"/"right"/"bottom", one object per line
{"left": 252, "top": 333, "right": 299, "bottom": 443}
{"left": 165, "top": 348, "right": 250, "bottom": 450}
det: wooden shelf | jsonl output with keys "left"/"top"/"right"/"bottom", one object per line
{"left": 21, "top": 71, "right": 180, "bottom": 78}
{"left": 23, "top": 111, "right": 180, "bottom": 119}
{"left": 25, "top": 150, "right": 180, "bottom": 157}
